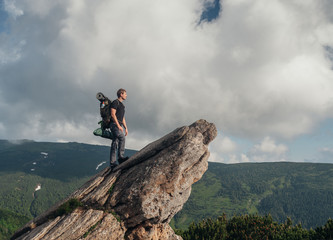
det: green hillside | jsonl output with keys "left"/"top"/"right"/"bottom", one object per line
{"left": 0, "top": 209, "right": 30, "bottom": 240}
{"left": 0, "top": 139, "right": 136, "bottom": 181}
{"left": 0, "top": 140, "right": 137, "bottom": 216}
{"left": 172, "top": 162, "right": 333, "bottom": 230}
{"left": 0, "top": 139, "right": 136, "bottom": 239}
{"left": 1, "top": 140, "right": 333, "bottom": 238}
{"left": 0, "top": 172, "right": 90, "bottom": 218}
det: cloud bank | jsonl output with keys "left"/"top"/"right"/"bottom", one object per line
{"left": 210, "top": 135, "right": 287, "bottom": 163}
{"left": 0, "top": 0, "right": 333, "bottom": 157}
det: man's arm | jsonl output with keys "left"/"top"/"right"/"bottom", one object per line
{"left": 123, "top": 116, "right": 128, "bottom": 136}
{"left": 111, "top": 108, "right": 123, "bottom": 132}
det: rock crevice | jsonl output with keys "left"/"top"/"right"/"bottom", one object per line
{"left": 12, "top": 119, "right": 217, "bottom": 240}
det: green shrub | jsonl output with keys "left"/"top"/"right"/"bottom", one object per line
{"left": 177, "top": 214, "right": 333, "bottom": 240}
{"left": 50, "top": 198, "right": 83, "bottom": 219}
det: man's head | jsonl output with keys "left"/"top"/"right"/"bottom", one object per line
{"left": 117, "top": 88, "right": 127, "bottom": 100}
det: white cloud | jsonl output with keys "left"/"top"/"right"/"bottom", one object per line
{"left": 209, "top": 134, "right": 240, "bottom": 163}
{"left": 321, "top": 147, "right": 333, "bottom": 154}
{"left": 249, "top": 137, "right": 288, "bottom": 162}
{"left": 210, "top": 134, "right": 237, "bottom": 153}
{"left": 240, "top": 153, "right": 250, "bottom": 163}
{"left": 209, "top": 134, "right": 253, "bottom": 163}
{"left": 210, "top": 136, "right": 288, "bottom": 163}
{"left": 0, "top": 0, "right": 333, "bottom": 156}
{"left": 208, "top": 152, "right": 225, "bottom": 163}
{"left": 315, "top": 147, "right": 333, "bottom": 163}
{"left": 217, "top": 153, "right": 250, "bottom": 164}
{"left": 0, "top": 39, "right": 25, "bottom": 64}
{"left": 4, "top": 0, "right": 23, "bottom": 19}
{"left": 253, "top": 137, "right": 288, "bottom": 155}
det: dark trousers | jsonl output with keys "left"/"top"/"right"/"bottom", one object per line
{"left": 110, "top": 123, "right": 125, "bottom": 165}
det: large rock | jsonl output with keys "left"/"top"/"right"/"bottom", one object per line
{"left": 12, "top": 119, "right": 217, "bottom": 240}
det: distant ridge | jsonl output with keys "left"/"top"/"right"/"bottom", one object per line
{"left": 0, "top": 139, "right": 137, "bottom": 180}
{"left": 172, "top": 161, "right": 333, "bottom": 229}
{"left": 1, "top": 138, "right": 333, "bottom": 237}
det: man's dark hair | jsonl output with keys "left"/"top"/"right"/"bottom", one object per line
{"left": 117, "top": 88, "right": 126, "bottom": 98}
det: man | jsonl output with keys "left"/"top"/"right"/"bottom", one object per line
{"left": 110, "top": 88, "right": 129, "bottom": 169}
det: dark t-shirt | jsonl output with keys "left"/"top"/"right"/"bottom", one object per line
{"left": 111, "top": 99, "right": 125, "bottom": 125}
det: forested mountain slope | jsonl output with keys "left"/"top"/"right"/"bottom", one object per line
{"left": 1, "top": 140, "right": 332, "bottom": 238}
{"left": 172, "top": 162, "right": 333, "bottom": 230}
{"left": 0, "top": 140, "right": 136, "bottom": 239}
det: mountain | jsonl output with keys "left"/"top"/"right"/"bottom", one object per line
{"left": 172, "top": 161, "right": 333, "bottom": 230}
{"left": 0, "top": 139, "right": 137, "bottom": 181}
{"left": 0, "top": 139, "right": 136, "bottom": 239}
{"left": 0, "top": 209, "right": 29, "bottom": 240}
{"left": 1, "top": 129, "right": 333, "bottom": 238}
{"left": 12, "top": 119, "right": 217, "bottom": 239}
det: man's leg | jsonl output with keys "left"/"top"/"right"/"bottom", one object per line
{"left": 117, "top": 132, "right": 126, "bottom": 159}
{"left": 110, "top": 123, "right": 122, "bottom": 167}
{"left": 110, "top": 138, "right": 118, "bottom": 166}
{"left": 110, "top": 123, "right": 127, "bottom": 166}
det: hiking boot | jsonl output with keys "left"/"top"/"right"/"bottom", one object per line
{"left": 118, "top": 156, "right": 129, "bottom": 164}
{"left": 110, "top": 163, "right": 119, "bottom": 171}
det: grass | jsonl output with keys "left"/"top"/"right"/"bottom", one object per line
{"left": 50, "top": 198, "right": 83, "bottom": 219}
{"left": 108, "top": 184, "right": 115, "bottom": 194}
{"left": 82, "top": 220, "right": 102, "bottom": 238}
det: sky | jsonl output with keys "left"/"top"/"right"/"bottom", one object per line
{"left": 1, "top": 0, "right": 333, "bottom": 164}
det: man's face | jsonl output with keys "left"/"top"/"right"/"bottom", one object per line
{"left": 121, "top": 91, "right": 127, "bottom": 100}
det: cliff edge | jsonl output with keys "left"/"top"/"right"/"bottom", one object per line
{"left": 12, "top": 119, "right": 217, "bottom": 240}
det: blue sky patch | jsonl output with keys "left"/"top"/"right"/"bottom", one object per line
{"left": 200, "top": 0, "right": 221, "bottom": 23}
{"left": 0, "top": 0, "right": 9, "bottom": 33}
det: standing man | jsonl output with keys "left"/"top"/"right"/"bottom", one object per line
{"left": 110, "top": 88, "right": 129, "bottom": 169}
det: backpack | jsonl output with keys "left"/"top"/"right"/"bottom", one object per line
{"left": 96, "top": 92, "right": 112, "bottom": 129}
{"left": 93, "top": 92, "right": 114, "bottom": 139}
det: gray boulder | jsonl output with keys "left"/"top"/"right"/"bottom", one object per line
{"left": 12, "top": 119, "right": 217, "bottom": 240}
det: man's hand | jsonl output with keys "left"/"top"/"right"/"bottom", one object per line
{"left": 125, "top": 128, "right": 128, "bottom": 136}
{"left": 118, "top": 125, "right": 124, "bottom": 132}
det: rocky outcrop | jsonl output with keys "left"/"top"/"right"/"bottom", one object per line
{"left": 12, "top": 119, "right": 217, "bottom": 240}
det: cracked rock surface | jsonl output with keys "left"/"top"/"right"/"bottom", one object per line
{"left": 12, "top": 119, "right": 217, "bottom": 240}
